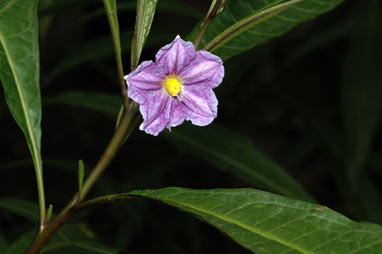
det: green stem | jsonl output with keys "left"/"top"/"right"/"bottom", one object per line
{"left": 76, "top": 194, "right": 135, "bottom": 211}
{"left": 78, "top": 102, "right": 138, "bottom": 201}
{"left": 26, "top": 103, "right": 139, "bottom": 254}
{"left": 193, "top": 0, "right": 222, "bottom": 49}
{"left": 36, "top": 166, "right": 47, "bottom": 232}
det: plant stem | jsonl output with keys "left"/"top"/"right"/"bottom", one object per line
{"left": 193, "top": 0, "right": 222, "bottom": 49}
{"left": 76, "top": 194, "right": 135, "bottom": 211}
{"left": 35, "top": 165, "right": 47, "bottom": 233}
{"left": 26, "top": 102, "right": 138, "bottom": 254}
{"left": 78, "top": 102, "right": 138, "bottom": 201}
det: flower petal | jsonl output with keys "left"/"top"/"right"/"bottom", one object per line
{"left": 155, "top": 35, "right": 196, "bottom": 75}
{"left": 181, "top": 86, "right": 218, "bottom": 126}
{"left": 179, "top": 50, "right": 224, "bottom": 89}
{"left": 166, "top": 98, "right": 185, "bottom": 129}
{"left": 125, "top": 61, "right": 165, "bottom": 104}
{"left": 139, "top": 90, "right": 170, "bottom": 136}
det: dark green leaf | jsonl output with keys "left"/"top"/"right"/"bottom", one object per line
{"left": 78, "top": 160, "right": 85, "bottom": 193}
{"left": 0, "top": 231, "right": 8, "bottom": 253}
{"left": 341, "top": 4, "right": 382, "bottom": 190}
{"left": 131, "top": 0, "right": 158, "bottom": 68}
{"left": 5, "top": 231, "right": 34, "bottom": 254}
{"left": 192, "top": 0, "right": 345, "bottom": 60}
{"left": 78, "top": 159, "right": 85, "bottom": 193}
{"left": 43, "top": 91, "right": 121, "bottom": 117}
{"left": 0, "top": 199, "right": 39, "bottom": 222}
{"left": 163, "top": 124, "right": 313, "bottom": 202}
{"left": 42, "top": 225, "right": 120, "bottom": 254}
{"left": 102, "top": 0, "right": 125, "bottom": 86}
{"left": 0, "top": 0, "right": 43, "bottom": 206}
{"left": 4, "top": 226, "right": 119, "bottom": 254}
{"left": 131, "top": 187, "right": 382, "bottom": 254}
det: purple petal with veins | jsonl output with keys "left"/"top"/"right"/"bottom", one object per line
{"left": 125, "top": 36, "right": 224, "bottom": 136}
{"left": 179, "top": 50, "right": 224, "bottom": 89}
{"left": 155, "top": 35, "right": 196, "bottom": 75}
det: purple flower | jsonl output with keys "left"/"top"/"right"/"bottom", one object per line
{"left": 125, "top": 36, "right": 224, "bottom": 136}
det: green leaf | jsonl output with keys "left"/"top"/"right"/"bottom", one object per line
{"left": 78, "top": 159, "right": 85, "bottom": 194}
{"left": 0, "top": 198, "right": 39, "bottom": 222}
{"left": 5, "top": 231, "right": 34, "bottom": 254}
{"left": 341, "top": 3, "right": 382, "bottom": 190}
{"left": 163, "top": 124, "right": 313, "bottom": 202}
{"left": 41, "top": 225, "right": 120, "bottom": 254}
{"left": 0, "top": 0, "right": 44, "bottom": 219}
{"left": 0, "top": 231, "right": 8, "bottom": 253}
{"left": 4, "top": 226, "right": 119, "bottom": 254}
{"left": 192, "top": 0, "right": 345, "bottom": 60}
{"left": 43, "top": 91, "right": 121, "bottom": 117}
{"left": 131, "top": 187, "right": 382, "bottom": 254}
{"left": 131, "top": 0, "right": 158, "bottom": 68}
{"left": 102, "top": 0, "right": 125, "bottom": 90}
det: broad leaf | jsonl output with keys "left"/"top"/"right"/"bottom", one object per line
{"left": 131, "top": 187, "right": 382, "bottom": 254}
{"left": 164, "top": 124, "right": 313, "bottom": 202}
{"left": 192, "top": 0, "right": 345, "bottom": 60}
{"left": 0, "top": 0, "right": 44, "bottom": 216}
{"left": 131, "top": 0, "right": 158, "bottom": 68}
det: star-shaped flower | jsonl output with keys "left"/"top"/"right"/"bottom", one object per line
{"left": 125, "top": 36, "right": 224, "bottom": 136}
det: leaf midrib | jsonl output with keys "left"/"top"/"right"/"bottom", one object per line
{"left": 149, "top": 193, "right": 312, "bottom": 254}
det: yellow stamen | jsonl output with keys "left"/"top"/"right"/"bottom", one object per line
{"left": 165, "top": 78, "right": 182, "bottom": 97}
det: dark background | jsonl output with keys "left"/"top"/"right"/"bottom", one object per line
{"left": 0, "top": 0, "right": 381, "bottom": 253}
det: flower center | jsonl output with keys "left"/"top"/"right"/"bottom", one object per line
{"left": 165, "top": 78, "right": 181, "bottom": 97}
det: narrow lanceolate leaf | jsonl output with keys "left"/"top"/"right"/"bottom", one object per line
{"left": 192, "top": 0, "right": 345, "bottom": 60}
{"left": 5, "top": 231, "right": 35, "bottom": 254}
{"left": 78, "top": 159, "right": 85, "bottom": 193}
{"left": 0, "top": 231, "right": 8, "bottom": 253}
{"left": 0, "top": 198, "right": 39, "bottom": 222}
{"left": 0, "top": 0, "right": 45, "bottom": 222}
{"left": 164, "top": 124, "right": 313, "bottom": 202}
{"left": 131, "top": 0, "right": 158, "bottom": 69}
{"left": 102, "top": 0, "right": 126, "bottom": 94}
{"left": 341, "top": 4, "right": 382, "bottom": 191}
{"left": 131, "top": 187, "right": 382, "bottom": 254}
{"left": 43, "top": 91, "right": 121, "bottom": 117}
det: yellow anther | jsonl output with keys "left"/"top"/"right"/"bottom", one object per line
{"left": 165, "top": 78, "right": 181, "bottom": 97}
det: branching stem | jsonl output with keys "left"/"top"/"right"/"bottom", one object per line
{"left": 26, "top": 102, "right": 138, "bottom": 254}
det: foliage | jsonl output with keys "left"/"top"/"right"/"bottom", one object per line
{"left": 0, "top": 0, "right": 381, "bottom": 253}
